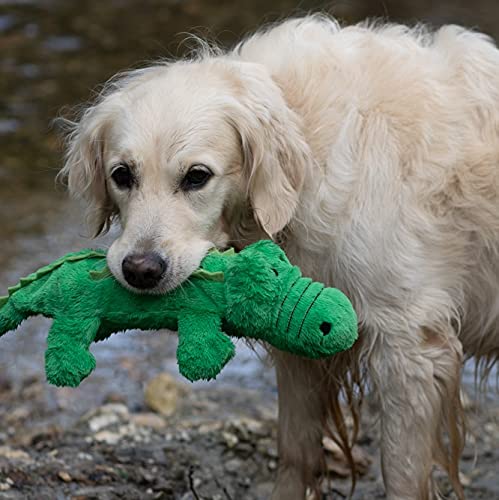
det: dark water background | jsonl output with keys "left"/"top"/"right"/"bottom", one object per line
{"left": 1, "top": 0, "right": 498, "bottom": 419}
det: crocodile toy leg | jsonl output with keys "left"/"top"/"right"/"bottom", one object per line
{"left": 45, "top": 317, "right": 99, "bottom": 387}
{"left": 0, "top": 301, "right": 29, "bottom": 336}
{"left": 176, "top": 311, "right": 236, "bottom": 382}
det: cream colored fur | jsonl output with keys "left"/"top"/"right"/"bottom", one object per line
{"left": 60, "top": 15, "right": 499, "bottom": 499}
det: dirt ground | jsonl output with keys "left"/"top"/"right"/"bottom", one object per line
{"left": 0, "top": 369, "right": 497, "bottom": 500}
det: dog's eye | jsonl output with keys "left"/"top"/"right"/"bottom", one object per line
{"left": 111, "top": 164, "right": 135, "bottom": 190}
{"left": 181, "top": 165, "right": 213, "bottom": 191}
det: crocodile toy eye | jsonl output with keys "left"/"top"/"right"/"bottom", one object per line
{"left": 320, "top": 322, "right": 332, "bottom": 335}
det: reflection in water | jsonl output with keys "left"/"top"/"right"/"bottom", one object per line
{"left": 0, "top": 0, "right": 498, "bottom": 416}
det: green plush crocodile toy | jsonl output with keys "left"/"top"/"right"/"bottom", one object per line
{"left": 0, "top": 240, "right": 358, "bottom": 387}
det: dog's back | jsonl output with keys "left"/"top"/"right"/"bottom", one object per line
{"left": 233, "top": 16, "right": 499, "bottom": 499}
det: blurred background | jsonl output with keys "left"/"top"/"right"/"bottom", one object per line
{"left": 0, "top": 1, "right": 498, "bottom": 499}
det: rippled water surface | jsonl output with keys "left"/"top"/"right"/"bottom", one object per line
{"left": 1, "top": 0, "right": 498, "bottom": 414}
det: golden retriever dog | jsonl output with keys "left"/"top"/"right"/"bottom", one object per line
{"left": 60, "top": 14, "right": 499, "bottom": 499}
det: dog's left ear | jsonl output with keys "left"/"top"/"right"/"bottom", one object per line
{"left": 227, "top": 62, "right": 312, "bottom": 237}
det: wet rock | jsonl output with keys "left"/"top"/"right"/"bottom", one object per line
{"left": 14, "top": 425, "right": 61, "bottom": 449}
{"left": 145, "top": 373, "right": 186, "bottom": 417}
{"left": 227, "top": 417, "right": 267, "bottom": 441}
{"left": 221, "top": 430, "right": 238, "bottom": 448}
{"left": 0, "top": 481, "right": 11, "bottom": 491}
{"left": 254, "top": 481, "right": 274, "bottom": 498}
{"left": 130, "top": 412, "right": 166, "bottom": 429}
{"left": 459, "top": 472, "right": 472, "bottom": 487}
{"left": 84, "top": 403, "right": 129, "bottom": 421}
{"left": 267, "top": 459, "right": 277, "bottom": 471}
{"left": 93, "top": 430, "right": 122, "bottom": 445}
{"left": 58, "top": 470, "right": 72, "bottom": 482}
{"left": 0, "top": 374, "right": 12, "bottom": 394}
{"left": 256, "top": 438, "right": 278, "bottom": 458}
{"left": 19, "top": 378, "right": 44, "bottom": 401}
{"left": 225, "top": 458, "right": 243, "bottom": 473}
{"left": 4, "top": 406, "right": 29, "bottom": 424}
{"left": 88, "top": 413, "right": 120, "bottom": 432}
{"left": 0, "top": 445, "right": 33, "bottom": 463}
{"left": 84, "top": 403, "right": 130, "bottom": 436}
{"left": 197, "top": 421, "right": 223, "bottom": 434}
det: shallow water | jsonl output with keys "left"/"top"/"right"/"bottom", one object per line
{"left": 1, "top": 0, "right": 498, "bottom": 418}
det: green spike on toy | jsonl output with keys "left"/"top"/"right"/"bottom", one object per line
{"left": 0, "top": 240, "right": 358, "bottom": 387}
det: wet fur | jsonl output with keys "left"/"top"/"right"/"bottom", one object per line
{"left": 60, "top": 15, "right": 499, "bottom": 499}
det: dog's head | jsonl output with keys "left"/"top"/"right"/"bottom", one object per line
{"left": 60, "top": 58, "right": 311, "bottom": 293}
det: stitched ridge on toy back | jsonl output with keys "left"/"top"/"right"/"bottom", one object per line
{"left": 0, "top": 249, "right": 107, "bottom": 308}
{"left": 189, "top": 247, "right": 236, "bottom": 281}
{"left": 0, "top": 245, "right": 233, "bottom": 309}
{"left": 90, "top": 257, "right": 228, "bottom": 283}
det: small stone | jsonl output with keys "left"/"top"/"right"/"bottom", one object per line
{"left": 197, "top": 422, "right": 223, "bottom": 434}
{"left": 0, "top": 482, "right": 11, "bottom": 491}
{"left": 145, "top": 373, "right": 186, "bottom": 417}
{"left": 243, "top": 418, "right": 266, "bottom": 437}
{"left": 235, "top": 442, "right": 254, "bottom": 455}
{"left": 131, "top": 412, "right": 166, "bottom": 429}
{"left": 0, "top": 446, "right": 33, "bottom": 464}
{"left": 89, "top": 413, "right": 120, "bottom": 432}
{"left": 222, "top": 431, "right": 239, "bottom": 448}
{"left": 256, "top": 438, "right": 277, "bottom": 457}
{"left": 254, "top": 482, "right": 273, "bottom": 498}
{"left": 94, "top": 430, "right": 122, "bottom": 444}
{"left": 459, "top": 472, "right": 472, "bottom": 487}
{"left": 225, "top": 458, "right": 243, "bottom": 473}
{"left": 178, "top": 430, "right": 190, "bottom": 442}
{"left": 83, "top": 403, "right": 129, "bottom": 421}
{"left": 58, "top": 471, "right": 72, "bottom": 482}
{"left": 5, "top": 406, "right": 30, "bottom": 424}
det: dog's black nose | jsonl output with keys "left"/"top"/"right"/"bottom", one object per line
{"left": 122, "top": 252, "right": 167, "bottom": 289}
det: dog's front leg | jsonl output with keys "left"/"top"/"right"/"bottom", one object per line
{"left": 271, "top": 351, "right": 327, "bottom": 500}
{"left": 369, "top": 326, "right": 465, "bottom": 500}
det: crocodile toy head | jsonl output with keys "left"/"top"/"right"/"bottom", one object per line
{"left": 225, "top": 240, "right": 358, "bottom": 358}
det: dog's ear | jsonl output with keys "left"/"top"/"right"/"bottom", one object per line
{"left": 59, "top": 101, "right": 117, "bottom": 237}
{"left": 228, "top": 62, "right": 312, "bottom": 237}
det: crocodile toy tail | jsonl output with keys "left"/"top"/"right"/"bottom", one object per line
{"left": 0, "top": 300, "right": 28, "bottom": 337}
{"left": 0, "top": 250, "right": 107, "bottom": 338}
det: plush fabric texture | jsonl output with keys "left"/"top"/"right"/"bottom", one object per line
{"left": 0, "top": 240, "right": 358, "bottom": 386}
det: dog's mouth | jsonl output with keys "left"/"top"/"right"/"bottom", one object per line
{"left": 107, "top": 242, "right": 215, "bottom": 295}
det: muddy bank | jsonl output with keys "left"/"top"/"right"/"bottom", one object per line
{"left": 0, "top": 371, "right": 497, "bottom": 500}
